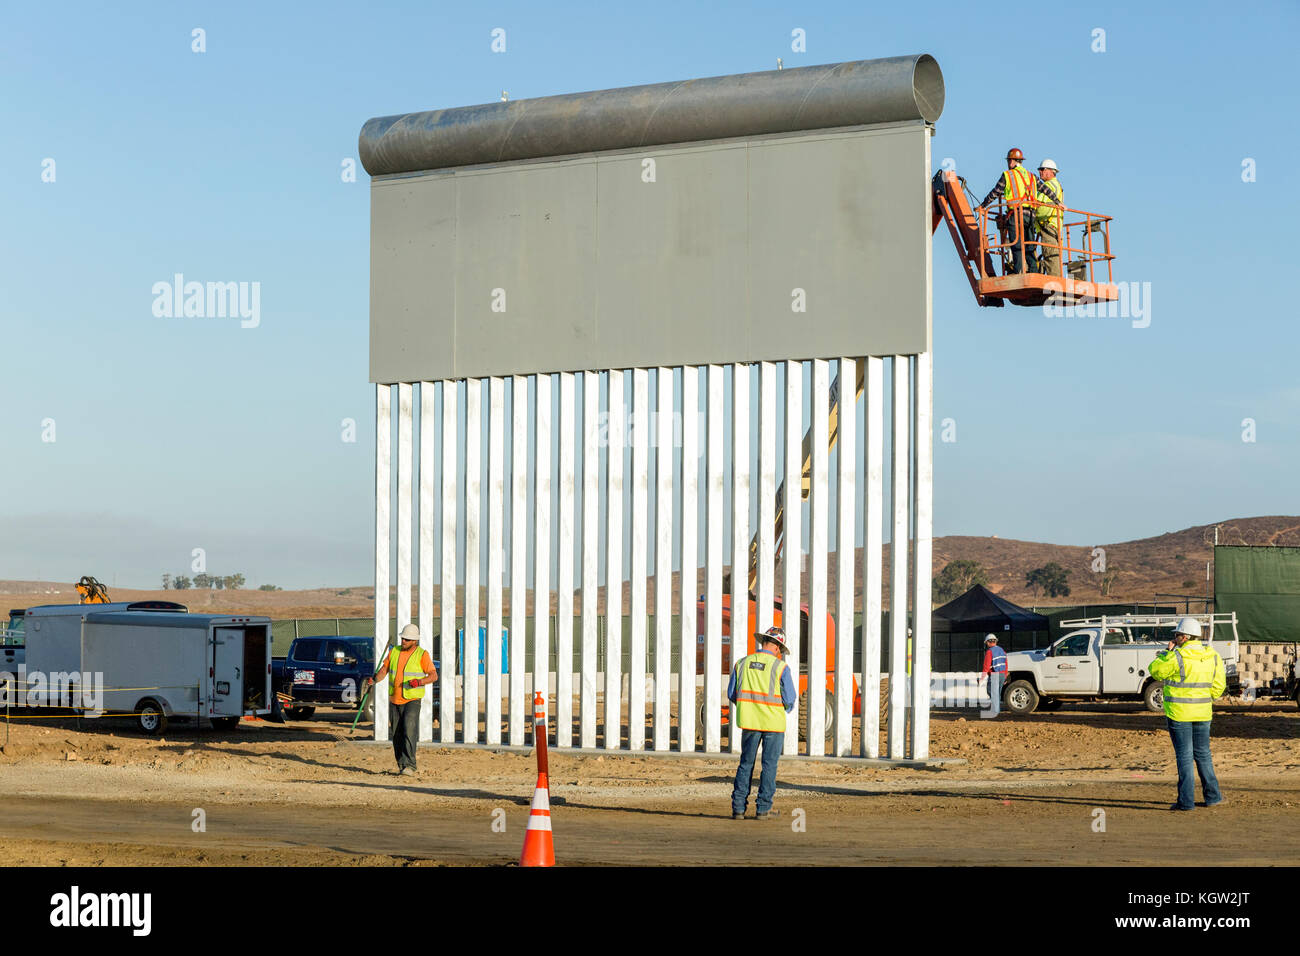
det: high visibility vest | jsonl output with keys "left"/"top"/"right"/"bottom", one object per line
{"left": 1035, "top": 176, "right": 1064, "bottom": 231}
{"left": 1149, "top": 640, "right": 1226, "bottom": 722}
{"left": 1003, "top": 165, "right": 1035, "bottom": 209}
{"left": 732, "top": 651, "right": 789, "bottom": 732}
{"left": 988, "top": 646, "right": 1008, "bottom": 674}
{"left": 388, "top": 646, "right": 429, "bottom": 701}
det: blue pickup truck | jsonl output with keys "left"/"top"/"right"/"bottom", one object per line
{"left": 272, "top": 636, "right": 375, "bottom": 721}
{"left": 271, "top": 636, "right": 440, "bottom": 721}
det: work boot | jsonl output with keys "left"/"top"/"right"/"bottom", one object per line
{"left": 755, "top": 809, "right": 781, "bottom": 821}
{"left": 731, "top": 811, "right": 745, "bottom": 820}
{"left": 399, "top": 767, "right": 415, "bottom": 777}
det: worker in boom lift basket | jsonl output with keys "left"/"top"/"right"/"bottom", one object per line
{"left": 978, "top": 148, "right": 1037, "bottom": 275}
{"left": 1033, "top": 159, "right": 1065, "bottom": 277}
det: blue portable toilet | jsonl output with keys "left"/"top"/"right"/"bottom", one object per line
{"left": 457, "top": 621, "right": 510, "bottom": 675}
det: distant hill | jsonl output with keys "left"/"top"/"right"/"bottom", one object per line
{"left": 4, "top": 516, "right": 1297, "bottom": 620}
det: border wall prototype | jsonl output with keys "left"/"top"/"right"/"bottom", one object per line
{"left": 361, "top": 54, "right": 943, "bottom": 758}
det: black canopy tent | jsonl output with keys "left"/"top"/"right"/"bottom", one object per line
{"left": 933, "top": 584, "right": 1050, "bottom": 634}
{"left": 931, "top": 585, "right": 1051, "bottom": 670}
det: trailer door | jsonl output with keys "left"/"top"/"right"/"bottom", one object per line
{"left": 212, "top": 627, "right": 245, "bottom": 717}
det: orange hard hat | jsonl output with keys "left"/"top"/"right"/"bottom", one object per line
{"left": 1006, "top": 148, "right": 1024, "bottom": 161}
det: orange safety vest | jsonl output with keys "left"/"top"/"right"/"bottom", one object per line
{"left": 1003, "top": 164, "right": 1035, "bottom": 208}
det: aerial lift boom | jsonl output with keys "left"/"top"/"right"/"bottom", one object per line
{"left": 730, "top": 164, "right": 1119, "bottom": 592}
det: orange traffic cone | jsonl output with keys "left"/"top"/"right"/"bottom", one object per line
{"left": 519, "top": 772, "right": 555, "bottom": 866}
{"left": 519, "top": 691, "right": 555, "bottom": 867}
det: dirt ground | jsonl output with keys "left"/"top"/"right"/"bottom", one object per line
{"left": 1, "top": 700, "right": 1296, "bottom": 866}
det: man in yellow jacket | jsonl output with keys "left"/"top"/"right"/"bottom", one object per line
{"left": 728, "top": 626, "right": 797, "bottom": 820}
{"left": 367, "top": 623, "right": 437, "bottom": 776}
{"left": 1149, "top": 617, "right": 1226, "bottom": 811}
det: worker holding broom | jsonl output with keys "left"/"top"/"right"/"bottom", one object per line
{"left": 728, "top": 626, "right": 797, "bottom": 820}
{"left": 366, "top": 623, "right": 437, "bottom": 776}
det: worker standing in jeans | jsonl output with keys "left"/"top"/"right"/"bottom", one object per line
{"left": 1033, "top": 159, "right": 1065, "bottom": 277}
{"left": 1149, "top": 618, "right": 1226, "bottom": 811}
{"left": 367, "top": 623, "right": 437, "bottom": 776}
{"left": 729, "top": 626, "right": 797, "bottom": 820}
{"left": 981, "top": 634, "right": 1008, "bottom": 718}
{"left": 978, "top": 148, "right": 1037, "bottom": 274}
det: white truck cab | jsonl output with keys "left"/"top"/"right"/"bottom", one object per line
{"left": 1001, "top": 613, "right": 1241, "bottom": 715}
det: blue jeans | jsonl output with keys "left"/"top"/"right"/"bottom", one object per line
{"left": 732, "top": 729, "right": 783, "bottom": 815}
{"left": 1167, "top": 718, "right": 1222, "bottom": 809}
{"left": 984, "top": 673, "right": 1003, "bottom": 718}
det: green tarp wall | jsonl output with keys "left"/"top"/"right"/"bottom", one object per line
{"left": 1215, "top": 545, "right": 1300, "bottom": 643}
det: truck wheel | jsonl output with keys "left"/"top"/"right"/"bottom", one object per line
{"left": 210, "top": 716, "right": 240, "bottom": 731}
{"left": 1003, "top": 680, "right": 1039, "bottom": 715}
{"left": 799, "top": 691, "right": 835, "bottom": 747}
{"left": 1143, "top": 682, "right": 1165, "bottom": 713}
{"left": 362, "top": 697, "right": 375, "bottom": 721}
{"left": 137, "top": 698, "right": 168, "bottom": 735}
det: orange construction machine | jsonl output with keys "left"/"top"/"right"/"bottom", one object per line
{"left": 932, "top": 168, "right": 1117, "bottom": 307}
{"left": 76, "top": 576, "right": 111, "bottom": 604}
{"left": 695, "top": 593, "right": 859, "bottom": 746}
{"left": 700, "top": 365, "right": 865, "bottom": 747}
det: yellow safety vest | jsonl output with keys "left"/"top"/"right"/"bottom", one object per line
{"left": 1003, "top": 165, "right": 1035, "bottom": 208}
{"left": 1149, "top": 640, "right": 1225, "bottom": 722}
{"left": 1035, "top": 176, "right": 1064, "bottom": 230}
{"left": 388, "top": 646, "right": 429, "bottom": 701}
{"left": 732, "top": 651, "right": 789, "bottom": 732}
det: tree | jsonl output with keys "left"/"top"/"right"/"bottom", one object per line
{"left": 1026, "top": 562, "right": 1071, "bottom": 599}
{"left": 193, "top": 573, "right": 211, "bottom": 589}
{"left": 213, "top": 577, "right": 225, "bottom": 590}
{"left": 1099, "top": 563, "right": 1120, "bottom": 596}
{"left": 932, "top": 560, "right": 989, "bottom": 604}
{"left": 258, "top": 584, "right": 281, "bottom": 592}
{"left": 172, "top": 575, "right": 192, "bottom": 590}
{"left": 161, "top": 573, "right": 171, "bottom": 590}
{"left": 225, "top": 573, "right": 245, "bottom": 590}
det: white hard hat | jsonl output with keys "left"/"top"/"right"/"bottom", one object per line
{"left": 1037, "top": 158, "right": 1058, "bottom": 171}
{"left": 399, "top": 623, "right": 421, "bottom": 641}
{"left": 1173, "top": 617, "right": 1202, "bottom": 639}
{"left": 984, "top": 633, "right": 998, "bottom": 644}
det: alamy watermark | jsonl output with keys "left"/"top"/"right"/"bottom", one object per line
{"left": 152, "top": 274, "right": 260, "bottom": 328}
{"left": 1, "top": 666, "right": 104, "bottom": 714}
{"left": 1041, "top": 279, "right": 1151, "bottom": 329}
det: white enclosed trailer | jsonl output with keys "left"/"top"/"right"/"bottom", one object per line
{"left": 17, "top": 604, "right": 271, "bottom": 733}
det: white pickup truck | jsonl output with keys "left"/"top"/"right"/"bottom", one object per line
{"left": 1001, "top": 613, "right": 1241, "bottom": 715}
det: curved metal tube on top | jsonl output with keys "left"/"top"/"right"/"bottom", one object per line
{"left": 359, "top": 54, "right": 943, "bottom": 176}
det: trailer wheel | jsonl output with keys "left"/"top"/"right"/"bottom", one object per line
{"left": 1143, "top": 682, "right": 1165, "bottom": 713}
{"left": 1003, "top": 680, "right": 1039, "bottom": 715}
{"left": 210, "top": 716, "right": 240, "bottom": 731}
{"left": 137, "top": 698, "right": 168, "bottom": 735}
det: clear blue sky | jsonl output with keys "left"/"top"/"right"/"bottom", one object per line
{"left": 2, "top": 0, "right": 1296, "bottom": 589}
